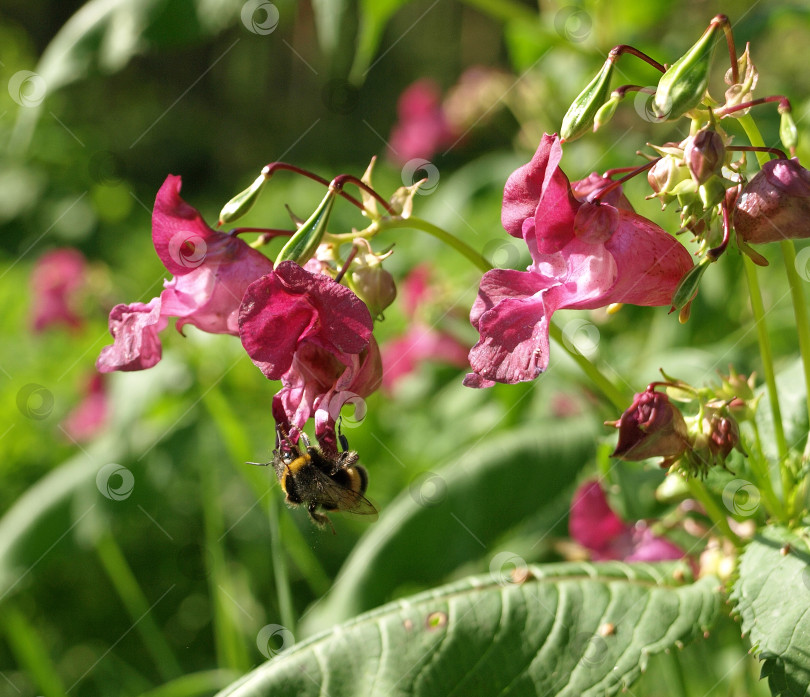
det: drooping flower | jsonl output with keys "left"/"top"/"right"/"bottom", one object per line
{"left": 464, "top": 134, "right": 693, "bottom": 388}
{"left": 239, "top": 260, "right": 376, "bottom": 446}
{"left": 733, "top": 157, "right": 810, "bottom": 245}
{"left": 569, "top": 479, "right": 684, "bottom": 562}
{"left": 389, "top": 79, "right": 456, "bottom": 165}
{"left": 30, "top": 248, "right": 87, "bottom": 332}
{"left": 97, "top": 176, "right": 274, "bottom": 372}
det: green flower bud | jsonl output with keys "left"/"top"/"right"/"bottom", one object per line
{"left": 593, "top": 94, "right": 620, "bottom": 131}
{"left": 560, "top": 53, "right": 616, "bottom": 142}
{"left": 652, "top": 17, "right": 722, "bottom": 121}
{"left": 219, "top": 174, "right": 266, "bottom": 225}
{"left": 670, "top": 258, "right": 710, "bottom": 313}
{"left": 347, "top": 239, "right": 397, "bottom": 320}
{"left": 780, "top": 109, "right": 798, "bottom": 152}
{"left": 275, "top": 188, "right": 337, "bottom": 266}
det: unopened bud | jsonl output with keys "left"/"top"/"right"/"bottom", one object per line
{"left": 610, "top": 388, "right": 690, "bottom": 462}
{"left": 684, "top": 129, "right": 725, "bottom": 185}
{"left": 275, "top": 188, "right": 337, "bottom": 266}
{"left": 561, "top": 54, "right": 616, "bottom": 142}
{"left": 780, "top": 109, "right": 798, "bottom": 152}
{"left": 706, "top": 411, "right": 742, "bottom": 462}
{"left": 219, "top": 174, "right": 266, "bottom": 225}
{"left": 648, "top": 155, "right": 690, "bottom": 205}
{"left": 733, "top": 158, "right": 810, "bottom": 244}
{"left": 653, "top": 17, "right": 722, "bottom": 120}
{"left": 347, "top": 239, "right": 397, "bottom": 319}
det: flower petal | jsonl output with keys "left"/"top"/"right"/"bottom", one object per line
{"left": 96, "top": 298, "right": 168, "bottom": 372}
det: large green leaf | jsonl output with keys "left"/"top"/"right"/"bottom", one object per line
{"left": 300, "top": 419, "right": 597, "bottom": 635}
{"left": 216, "top": 562, "right": 720, "bottom": 697}
{"left": 731, "top": 524, "right": 810, "bottom": 696}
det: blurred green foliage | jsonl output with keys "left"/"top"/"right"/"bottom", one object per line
{"left": 1, "top": 0, "right": 808, "bottom": 694}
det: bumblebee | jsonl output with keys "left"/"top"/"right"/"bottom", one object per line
{"left": 252, "top": 428, "right": 377, "bottom": 530}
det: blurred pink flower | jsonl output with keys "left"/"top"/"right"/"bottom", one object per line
{"left": 62, "top": 373, "right": 108, "bottom": 442}
{"left": 569, "top": 480, "right": 684, "bottom": 562}
{"left": 389, "top": 79, "right": 456, "bottom": 165}
{"left": 30, "top": 248, "right": 87, "bottom": 332}
{"left": 465, "top": 134, "right": 693, "bottom": 388}
{"left": 380, "top": 264, "right": 469, "bottom": 391}
{"left": 97, "top": 175, "right": 273, "bottom": 372}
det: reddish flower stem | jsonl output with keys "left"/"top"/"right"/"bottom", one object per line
{"left": 262, "top": 162, "right": 367, "bottom": 211}
{"left": 595, "top": 159, "right": 658, "bottom": 202}
{"left": 611, "top": 84, "right": 655, "bottom": 99}
{"left": 610, "top": 45, "right": 666, "bottom": 73}
{"left": 334, "top": 241, "right": 361, "bottom": 284}
{"left": 714, "top": 95, "right": 791, "bottom": 118}
{"left": 330, "top": 174, "right": 396, "bottom": 215}
{"left": 714, "top": 14, "right": 738, "bottom": 85}
{"left": 707, "top": 200, "right": 732, "bottom": 261}
{"left": 728, "top": 145, "right": 788, "bottom": 160}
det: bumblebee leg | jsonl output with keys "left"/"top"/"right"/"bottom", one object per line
{"left": 307, "top": 503, "right": 335, "bottom": 534}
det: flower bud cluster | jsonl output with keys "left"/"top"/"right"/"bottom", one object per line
{"left": 607, "top": 376, "right": 749, "bottom": 478}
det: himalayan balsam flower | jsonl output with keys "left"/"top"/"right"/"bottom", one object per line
{"left": 465, "top": 134, "right": 693, "bottom": 388}
{"left": 97, "top": 175, "right": 274, "bottom": 372}
{"left": 569, "top": 480, "right": 684, "bottom": 562}
{"left": 733, "top": 157, "right": 810, "bottom": 244}
{"left": 30, "top": 248, "right": 87, "bottom": 332}
{"left": 239, "top": 260, "right": 378, "bottom": 447}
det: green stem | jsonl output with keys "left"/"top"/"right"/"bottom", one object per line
{"left": 738, "top": 113, "right": 795, "bottom": 504}
{"left": 743, "top": 257, "right": 791, "bottom": 471}
{"left": 373, "top": 217, "right": 493, "bottom": 273}
{"left": 95, "top": 533, "right": 182, "bottom": 680}
{"left": 547, "top": 322, "right": 627, "bottom": 411}
{"left": 0, "top": 604, "right": 67, "bottom": 697}
{"left": 687, "top": 479, "right": 743, "bottom": 548}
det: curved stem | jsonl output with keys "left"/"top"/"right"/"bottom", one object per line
{"left": 374, "top": 217, "right": 493, "bottom": 273}
{"left": 547, "top": 322, "right": 627, "bottom": 411}
{"left": 687, "top": 478, "right": 743, "bottom": 548}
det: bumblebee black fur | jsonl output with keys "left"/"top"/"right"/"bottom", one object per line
{"left": 265, "top": 430, "right": 376, "bottom": 529}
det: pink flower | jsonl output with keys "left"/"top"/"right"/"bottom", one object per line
{"left": 569, "top": 480, "right": 684, "bottom": 562}
{"left": 97, "top": 176, "right": 274, "bottom": 372}
{"left": 62, "top": 373, "right": 108, "bottom": 442}
{"left": 380, "top": 264, "right": 469, "bottom": 391}
{"left": 389, "top": 79, "right": 456, "bottom": 165}
{"left": 239, "top": 261, "right": 376, "bottom": 446}
{"left": 30, "top": 248, "right": 87, "bottom": 332}
{"left": 464, "top": 134, "right": 693, "bottom": 388}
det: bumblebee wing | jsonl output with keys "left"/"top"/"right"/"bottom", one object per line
{"left": 310, "top": 468, "right": 378, "bottom": 518}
